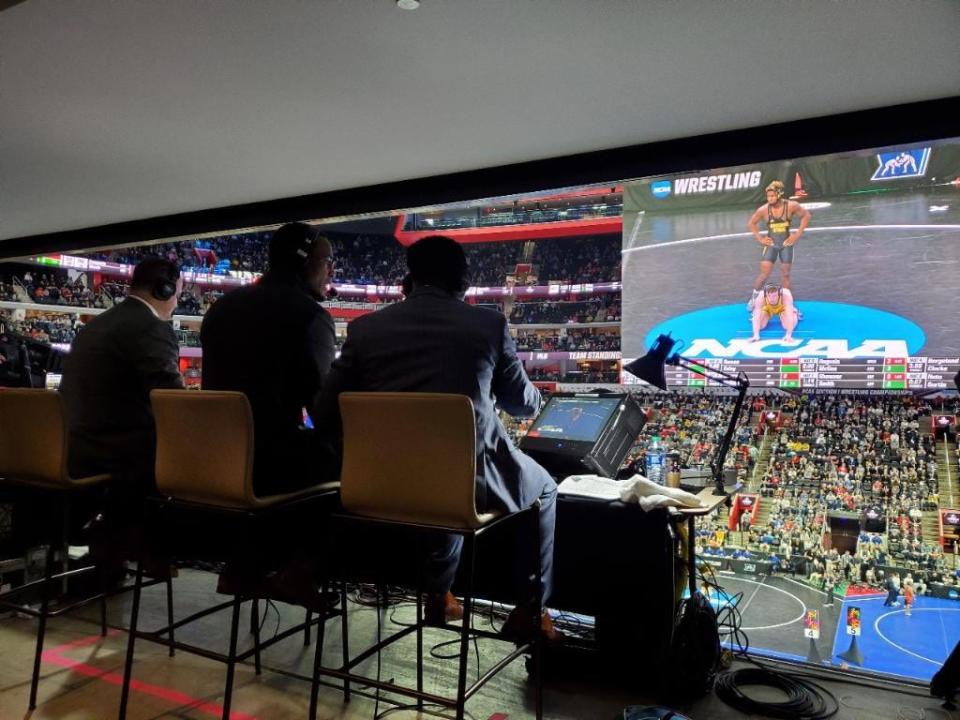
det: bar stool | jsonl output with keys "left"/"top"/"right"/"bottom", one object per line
{"left": 118, "top": 389, "right": 346, "bottom": 720}
{"left": 310, "top": 392, "right": 543, "bottom": 720}
{"left": 0, "top": 388, "right": 173, "bottom": 711}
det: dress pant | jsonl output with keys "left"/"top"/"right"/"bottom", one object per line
{"left": 425, "top": 480, "right": 557, "bottom": 606}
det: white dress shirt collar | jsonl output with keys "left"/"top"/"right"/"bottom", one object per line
{"left": 127, "top": 294, "right": 161, "bottom": 320}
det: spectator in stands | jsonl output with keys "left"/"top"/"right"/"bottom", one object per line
{"left": 320, "top": 235, "right": 560, "bottom": 640}
{"left": 201, "top": 222, "right": 337, "bottom": 496}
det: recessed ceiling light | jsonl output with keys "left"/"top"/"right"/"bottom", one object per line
{"left": 397, "top": 0, "right": 420, "bottom": 9}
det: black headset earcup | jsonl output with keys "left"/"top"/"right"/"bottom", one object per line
{"left": 153, "top": 278, "right": 177, "bottom": 301}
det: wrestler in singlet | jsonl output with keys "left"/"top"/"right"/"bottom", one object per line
{"left": 762, "top": 200, "right": 794, "bottom": 264}
{"left": 760, "top": 287, "right": 786, "bottom": 317}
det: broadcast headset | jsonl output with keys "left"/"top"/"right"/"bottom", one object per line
{"left": 151, "top": 262, "right": 181, "bottom": 301}
{"left": 269, "top": 222, "right": 334, "bottom": 300}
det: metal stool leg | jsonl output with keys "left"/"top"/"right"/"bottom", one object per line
{"left": 304, "top": 609, "right": 312, "bottom": 646}
{"left": 29, "top": 542, "right": 56, "bottom": 710}
{"left": 455, "top": 533, "right": 475, "bottom": 720}
{"left": 99, "top": 563, "right": 109, "bottom": 637}
{"left": 531, "top": 504, "right": 544, "bottom": 720}
{"left": 166, "top": 574, "right": 176, "bottom": 657}
{"left": 308, "top": 584, "right": 329, "bottom": 720}
{"left": 415, "top": 535, "right": 424, "bottom": 710}
{"left": 340, "top": 583, "right": 350, "bottom": 701}
{"left": 118, "top": 562, "right": 145, "bottom": 720}
{"left": 221, "top": 595, "right": 243, "bottom": 720}
{"left": 252, "top": 598, "right": 262, "bottom": 675}
{"left": 415, "top": 590, "right": 424, "bottom": 709}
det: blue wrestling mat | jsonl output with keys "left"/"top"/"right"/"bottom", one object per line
{"left": 645, "top": 301, "right": 926, "bottom": 360}
{"left": 830, "top": 595, "right": 960, "bottom": 681}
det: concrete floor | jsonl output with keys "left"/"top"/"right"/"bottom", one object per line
{"left": 0, "top": 569, "right": 953, "bottom": 720}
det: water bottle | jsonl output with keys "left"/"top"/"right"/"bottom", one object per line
{"left": 646, "top": 435, "right": 666, "bottom": 485}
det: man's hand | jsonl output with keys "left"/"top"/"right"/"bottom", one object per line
{"left": 759, "top": 236, "right": 774, "bottom": 247}
{"left": 784, "top": 232, "right": 800, "bottom": 247}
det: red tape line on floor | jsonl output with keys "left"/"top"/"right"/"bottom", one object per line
{"left": 42, "top": 632, "right": 258, "bottom": 720}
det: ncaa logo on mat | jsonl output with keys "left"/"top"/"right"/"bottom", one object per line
{"left": 644, "top": 301, "right": 926, "bottom": 360}
{"left": 871, "top": 147, "right": 931, "bottom": 181}
{"left": 651, "top": 180, "right": 672, "bottom": 199}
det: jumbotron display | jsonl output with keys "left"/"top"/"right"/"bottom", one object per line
{"left": 622, "top": 138, "right": 960, "bottom": 389}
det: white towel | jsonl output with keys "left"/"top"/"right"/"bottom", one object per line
{"left": 560, "top": 473, "right": 706, "bottom": 512}
{"left": 620, "top": 474, "right": 704, "bottom": 507}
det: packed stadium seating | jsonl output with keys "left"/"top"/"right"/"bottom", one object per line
{"left": 500, "top": 391, "right": 960, "bottom": 591}
{"left": 462, "top": 242, "right": 522, "bottom": 286}
{"left": 530, "top": 235, "right": 620, "bottom": 284}
{"left": 672, "top": 394, "right": 960, "bottom": 590}
{"left": 514, "top": 329, "right": 620, "bottom": 352}
{"left": 0, "top": 280, "right": 17, "bottom": 302}
{"left": 77, "top": 229, "right": 623, "bottom": 287}
{"left": 509, "top": 295, "right": 620, "bottom": 324}
{"left": 402, "top": 198, "right": 622, "bottom": 232}
{"left": 1, "top": 268, "right": 102, "bottom": 308}
{"left": 0, "top": 310, "right": 78, "bottom": 344}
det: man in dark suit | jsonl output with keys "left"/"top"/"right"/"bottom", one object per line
{"left": 59, "top": 257, "right": 184, "bottom": 576}
{"left": 61, "top": 257, "right": 184, "bottom": 487}
{"left": 320, "top": 235, "right": 558, "bottom": 637}
{"left": 201, "top": 222, "right": 337, "bottom": 495}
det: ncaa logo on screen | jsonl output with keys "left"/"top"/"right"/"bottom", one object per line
{"left": 871, "top": 147, "right": 931, "bottom": 181}
{"left": 644, "top": 301, "right": 926, "bottom": 360}
{"left": 651, "top": 181, "right": 672, "bottom": 199}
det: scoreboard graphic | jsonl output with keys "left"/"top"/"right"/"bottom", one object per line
{"left": 626, "top": 356, "right": 960, "bottom": 390}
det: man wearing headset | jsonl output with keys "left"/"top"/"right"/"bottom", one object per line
{"left": 746, "top": 180, "right": 811, "bottom": 311}
{"left": 319, "top": 236, "right": 561, "bottom": 641}
{"left": 59, "top": 257, "right": 184, "bottom": 579}
{"left": 62, "top": 256, "right": 185, "bottom": 488}
{"left": 201, "top": 222, "right": 337, "bottom": 496}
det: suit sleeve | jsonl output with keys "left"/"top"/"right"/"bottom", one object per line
{"left": 316, "top": 320, "right": 362, "bottom": 436}
{"left": 303, "top": 309, "right": 337, "bottom": 418}
{"left": 492, "top": 317, "right": 542, "bottom": 418}
{"left": 135, "top": 320, "right": 185, "bottom": 391}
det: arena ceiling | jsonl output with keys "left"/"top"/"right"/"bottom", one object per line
{"left": 1, "top": 0, "right": 958, "bottom": 247}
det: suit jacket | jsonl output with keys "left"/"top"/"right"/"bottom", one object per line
{"left": 200, "top": 273, "right": 336, "bottom": 492}
{"left": 60, "top": 297, "right": 184, "bottom": 483}
{"left": 320, "top": 286, "right": 554, "bottom": 513}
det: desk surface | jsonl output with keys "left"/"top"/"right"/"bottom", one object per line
{"left": 673, "top": 484, "right": 742, "bottom": 517}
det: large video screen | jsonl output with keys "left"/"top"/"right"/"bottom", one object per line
{"left": 622, "top": 139, "right": 960, "bottom": 390}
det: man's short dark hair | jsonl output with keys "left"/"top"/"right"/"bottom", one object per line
{"left": 130, "top": 257, "right": 180, "bottom": 293}
{"left": 269, "top": 222, "right": 325, "bottom": 274}
{"left": 406, "top": 236, "right": 469, "bottom": 295}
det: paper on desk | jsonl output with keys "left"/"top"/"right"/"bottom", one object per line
{"left": 557, "top": 474, "right": 628, "bottom": 501}
{"left": 559, "top": 474, "right": 706, "bottom": 511}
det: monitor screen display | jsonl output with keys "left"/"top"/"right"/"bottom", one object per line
{"left": 525, "top": 396, "right": 621, "bottom": 443}
{"left": 621, "top": 137, "right": 960, "bottom": 390}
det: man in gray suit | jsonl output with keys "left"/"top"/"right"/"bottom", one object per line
{"left": 321, "top": 236, "right": 558, "bottom": 637}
